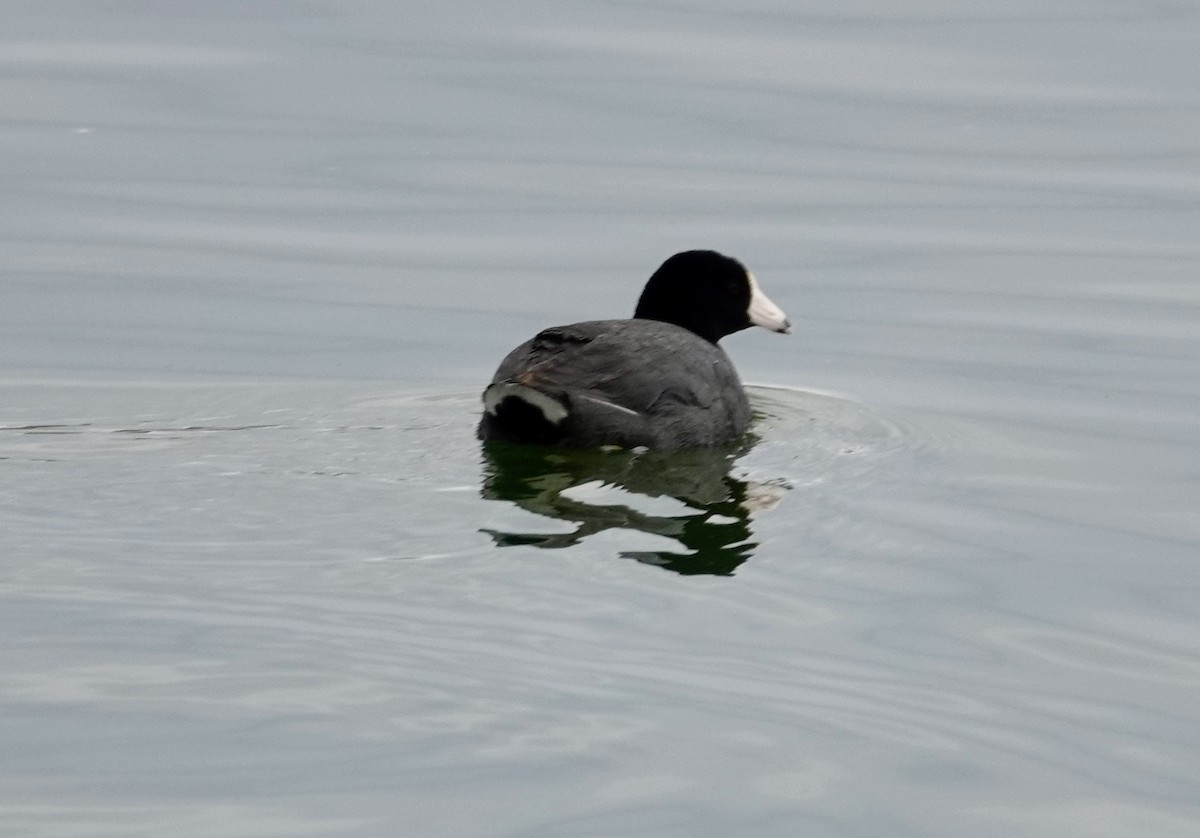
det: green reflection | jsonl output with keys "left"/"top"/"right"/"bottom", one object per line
{"left": 479, "top": 440, "right": 763, "bottom": 576}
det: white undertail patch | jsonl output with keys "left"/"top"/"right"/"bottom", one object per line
{"left": 483, "top": 382, "right": 569, "bottom": 424}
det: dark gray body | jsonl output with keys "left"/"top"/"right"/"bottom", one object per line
{"left": 478, "top": 319, "right": 751, "bottom": 449}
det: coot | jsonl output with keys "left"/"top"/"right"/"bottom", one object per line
{"left": 478, "top": 250, "right": 790, "bottom": 449}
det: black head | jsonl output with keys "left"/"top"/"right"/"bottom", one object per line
{"left": 633, "top": 250, "right": 791, "bottom": 344}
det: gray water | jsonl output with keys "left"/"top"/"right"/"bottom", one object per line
{"left": 3, "top": 2, "right": 1200, "bottom": 836}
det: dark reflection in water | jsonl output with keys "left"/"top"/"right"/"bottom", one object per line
{"left": 480, "top": 440, "right": 773, "bottom": 575}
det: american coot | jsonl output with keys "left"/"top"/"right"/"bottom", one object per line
{"left": 478, "top": 250, "right": 790, "bottom": 449}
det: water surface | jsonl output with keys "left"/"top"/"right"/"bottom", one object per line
{"left": 3, "top": 2, "right": 1199, "bottom": 836}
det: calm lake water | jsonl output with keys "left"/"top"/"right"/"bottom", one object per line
{"left": 3, "top": 2, "right": 1199, "bottom": 836}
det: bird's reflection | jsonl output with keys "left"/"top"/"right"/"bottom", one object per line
{"left": 479, "top": 440, "right": 774, "bottom": 575}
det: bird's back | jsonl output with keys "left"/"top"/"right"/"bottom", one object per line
{"left": 479, "top": 319, "right": 750, "bottom": 448}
